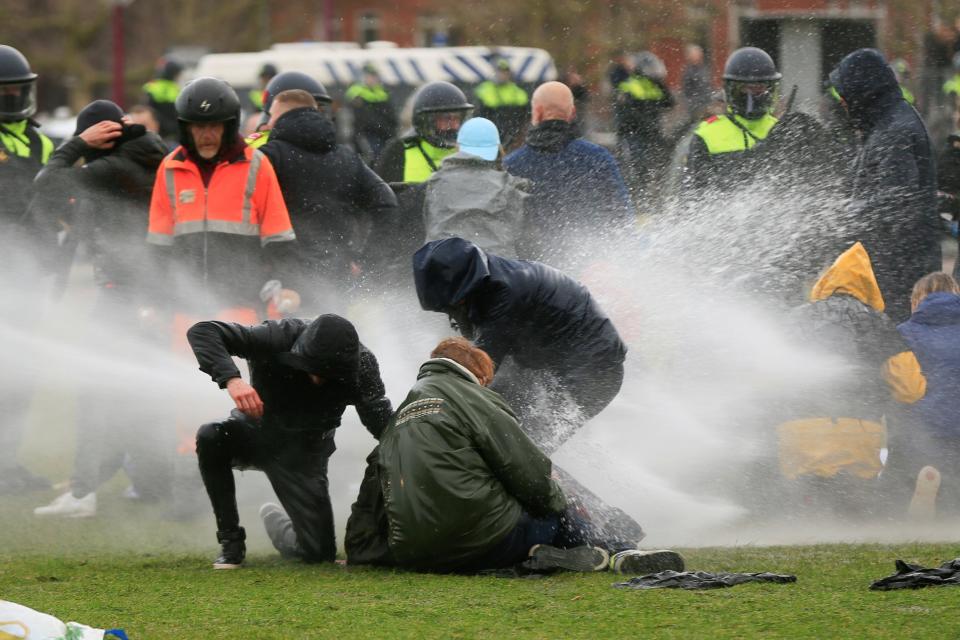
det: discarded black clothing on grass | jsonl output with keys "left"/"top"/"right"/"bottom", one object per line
{"left": 870, "top": 559, "right": 960, "bottom": 590}
{"left": 614, "top": 570, "right": 797, "bottom": 590}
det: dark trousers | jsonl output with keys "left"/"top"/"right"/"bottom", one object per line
{"left": 490, "top": 359, "right": 625, "bottom": 455}
{"left": 460, "top": 508, "right": 592, "bottom": 572}
{"left": 196, "top": 410, "right": 336, "bottom": 562}
{"left": 71, "top": 287, "right": 171, "bottom": 499}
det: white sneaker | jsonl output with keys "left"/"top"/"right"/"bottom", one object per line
{"left": 908, "top": 466, "right": 941, "bottom": 521}
{"left": 34, "top": 491, "right": 97, "bottom": 518}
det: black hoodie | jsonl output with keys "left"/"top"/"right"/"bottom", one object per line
{"left": 260, "top": 107, "right": 396, "bottom": 285}
{"left": 413, "top": 237, "right": 626, "bottom": 371}
{"left": 830, "top": 48, "right": 940, "bottom": 321}
{"left": 187, "top": 315, "right": 392, "bottom": 440}
{"left": 32, "top": 126, "right": 167, "bottom": 290}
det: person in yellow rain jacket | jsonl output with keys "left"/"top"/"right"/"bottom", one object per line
{"left": 882, "top": 272, "right": 960, "bottom": 518}
{"left": 769, "top": 242, "right": 906, "bottom": 516}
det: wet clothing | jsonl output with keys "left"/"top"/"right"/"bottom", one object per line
{"left": 871, "top": 558, "right": 960, "bottom": 590}
{"left": 259, "top": 107, "right": 396, "bottom": 300}
{"left": 424, "top": 151, "right": 529, "bottom": 258}
{"left": 474, "top": 80, "right": 529, "bottom": 145}
{"left": 778, "top": 243, "right": 904, "bottom": 482}
{"left": 187, "top": 317, "right": 391, "bottom": 436}
{"left": 147, "top": 140, "right": 295, "bottom": 310}
{"left": 0, "top": 119, "right": 53, "bottom": 231}
{"left": 831, "top": 48, "right": 940, "bottom": 322}
{"left": 142, "top": 78, "right": 179, "bottom": 139}
{"left": 379, "top": 358, "right": 565, "bottom": 572}
{"left": 375, "top": 135, "right": 455, "bottom": 184}
{"left": 504, "top": 119, "right": 633, "bottom": 267}
{"left": 33, "top": 127, "right": 166, "bottom": 290}
{"left": 413, "top": 238, "right": 626, "bottom": 453}
{"left": 188, "top": 316, "right": 392, "bottom": 562}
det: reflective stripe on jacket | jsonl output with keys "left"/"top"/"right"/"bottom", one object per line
{"left": 147, "top": 144, "right": 294, "bottom": 246}
{"left": 403, "top": 140, "right": 455, "bottom": 183}
{"left": 475, "top": 81, "right": 528, "bottom": 108}
{"left": 694, "top": 113, "right": 778, "bottom": 155}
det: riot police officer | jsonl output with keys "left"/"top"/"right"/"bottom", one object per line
{"left": 474, "top": 59, "right": 529, "bottom": 148}
{"left": 143, "top": 57, "right": 183, "bottom": 140}
{"left": 0, "top": 44, "right": 53, "bottom": 495}
{"left": 246, "top": 71, "right": 333, "bottom": 148}
{"left": 346, "top": 63, "right": 397, "bottom": 164}
{"left": 685, "top": 47, "right": 781, "bottom": 192}
{"left": 374, "top": 81, "right": 473, "bottom": 183}
{"left": 0, "top": 44, "right": 53, "bottom": 230}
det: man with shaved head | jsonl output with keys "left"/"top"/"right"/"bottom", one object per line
{"left": 505, "top": 81, "right": 632, "bottom": 270}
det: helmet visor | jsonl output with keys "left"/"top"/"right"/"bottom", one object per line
{"left": 417, "top": 109, "right": 470, "bottom": 148}
{"left": 0, "top": 81, "right": 36, "bottom": 122}
{"left": 727, "top": 80, "right": 778, "bottom": 119}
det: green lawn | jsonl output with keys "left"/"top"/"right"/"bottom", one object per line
{"left": 3, "top": 489, "right": 960, "bottom": 640}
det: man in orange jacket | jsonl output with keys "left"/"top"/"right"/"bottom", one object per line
{"left": 148, "top": 76, "right": 296, "bottom": 318}
{"left": 147, "top": 77, "right": 298, "bottom": 513}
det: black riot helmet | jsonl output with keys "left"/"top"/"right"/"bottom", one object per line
{"left": 723, "top": 47, "right": 782, "bottom": 120}
{"left": 0, "top": 45, "right": 38, "bottom": 122}
{"left": 412, "top": 81, "right": 474, "bottom": 148}
{"left": 158, "top": 58, "right": 183, "bottom": 81}
{"left": 259, "top": 71, "right": 332, "bottom": 126}
{"left": 175, "top": 77, "right": 242, "bottom": 153}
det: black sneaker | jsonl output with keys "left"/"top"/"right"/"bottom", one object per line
{"left": 213, "top": 527, "right": 246, "bottom": 570}
{"left": 609, "top": 549, "right": 685, "bottom": 575}
{"left": 524, "top": 544, "right": 610, "bottom": 572}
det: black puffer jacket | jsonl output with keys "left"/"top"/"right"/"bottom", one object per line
{"left": 186, "top": 315, "right": 393, "bottom": 441}
{"left": 260, "top": 107, "right": 396, "bottom": 283}
{"left": 33, "top": 127, "right": 166, "bottom": 290}
{"left": 413, "top": 237, "right": 626, "bottom": 371}
{"left": 830, "top": 48, "right": 941, "bottom": 322}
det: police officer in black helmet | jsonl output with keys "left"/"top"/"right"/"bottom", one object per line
{"left": 0, "top": 44, "right": 54, "bottom": 496}
{"left": 246, "top": 71, "right": 332, "bottom": 149}
{"left": 374, "top": 81, "right": 473, "bottom": 184}
{"left": 685, "top": 46, "right": 781, "bottom": 192}
{"left": 0, "top": 45, "right": 53, "bottom": 230}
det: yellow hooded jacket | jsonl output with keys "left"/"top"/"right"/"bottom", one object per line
{"left": 778, "top": 243, "right": 890, "bottom": 480}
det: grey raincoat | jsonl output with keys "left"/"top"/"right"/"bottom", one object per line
{"left": 423, "top": 151, "right": 529, "bottom": 258}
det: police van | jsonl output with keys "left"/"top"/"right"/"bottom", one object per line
{"left": 193, "top": 42, "right": 556, "bottom": 126}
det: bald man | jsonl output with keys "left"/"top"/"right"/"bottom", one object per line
{"left": 504, "top": 82, "right": 632, "bottom": 270}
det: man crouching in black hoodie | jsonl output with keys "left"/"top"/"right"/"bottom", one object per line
{"left": 187, "top": 315, "right": 392, "bottom": 569}
{"left": 260, "top": 89, "right": 396, "bottom": 312}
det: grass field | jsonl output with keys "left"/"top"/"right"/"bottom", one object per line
{"left": 3, "top": 489, "right": 960, "bottom": 639}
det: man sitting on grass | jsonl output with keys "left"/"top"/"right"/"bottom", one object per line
{"left": 376, "top": 337, "right": 682, "bottom": 574}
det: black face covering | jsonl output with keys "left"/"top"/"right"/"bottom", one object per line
{"left": 726, "top": 80, "right": 778, "bottom": 120}
{"left": 0, "top": 82, "right": 35, "bottom": 121}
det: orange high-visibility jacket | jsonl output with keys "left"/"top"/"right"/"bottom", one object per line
{"left": 147, "top": 145, "right": 294, "bottom": 247}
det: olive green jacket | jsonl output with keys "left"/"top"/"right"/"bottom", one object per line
{"left": 379, "top": 358, "right": 565, "bottom": 571}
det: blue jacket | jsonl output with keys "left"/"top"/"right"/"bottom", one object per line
{"left": 413, "top": 237, "right": 626, "bottom": 372}
{"left": 897, "top": 292, "right": 960, "bottom": 439}
{"left": 504, "top": 120, "right": 632, "bottom": 266}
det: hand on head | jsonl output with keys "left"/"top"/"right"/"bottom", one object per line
{"left": 79, "top": 120, "right": 123, "bottom": 149}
